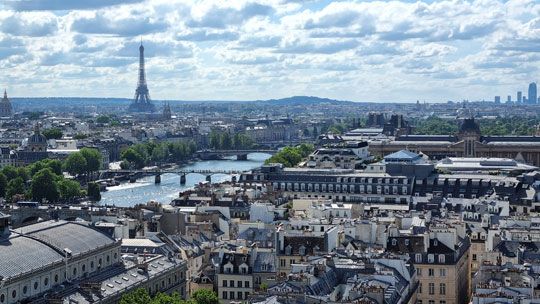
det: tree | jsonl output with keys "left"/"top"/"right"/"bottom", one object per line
{"left": 119, "top": 288, "right": 152, "bottom": 304}
{"left": 121, "top": 148, "right": 145, "bottom": 169}
{"left": 64, "top": 152, "right": 88, "bottom": 176}
{"left": 57, "top": 179, "right": 81, "bottom": 200}
{"left": 220, "top": 132, "right": 232, "bottom": 149}
{"left": 31, "top": 168, "right": 59, "bottom": 203}
{"left": 42, "top": 128, "right": 63, "bottom": 139}
{"left": 30, "top": 159, "right": 62, "bottom": 176}
{"left": 0, "top": 173, "right": 7, "bottom": 198}
{"left": 87, "top": 182, "right": 101, "bottom": 201}
{"left": 80, "top": 148, "right": 102, "bottom": 172}
{"left": 6, "top": 177, "right": 25, "bottom": 202}
{"left": 191, "top": 289, "right": 219, "bottom": 304}
{"left": 1, "top": 165, "right": 18, "bottom": 180}
{"left": 96, "top": 115, "right": 111, "bottom": 124}
{"left": 265, "top": 144, "right": 314, "bottom": 167}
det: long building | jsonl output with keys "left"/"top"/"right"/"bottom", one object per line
{"left": 0, "top": 215, "right": 187, "bottom": 304}
{"left": 241, "top": 150, "right": 532, "bottom": 209}
{"left": 369, "top": 117, "right": 540, "bottom": 166}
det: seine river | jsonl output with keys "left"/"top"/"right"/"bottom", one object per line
{"left": 100, "top": 153, "right": 271, "bottom": 207}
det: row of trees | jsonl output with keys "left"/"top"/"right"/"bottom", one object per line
{"left": 0, "top": 148, "right": 103, "bottom": 203}
{"left": 411, "top": 116, "right": 540, "bottom": 136}
{"left": 120, "top": 140, "right": 198, "bottom": 169}
{"left": 63, "top": 148, "right": 103, "bottom": 176}
{"left": 120, "top": 288, "right": 218, "bottom": 304}
{"left": 265, "top": 143, "right": 314, "bottom": 167}
{"left": 208, "top": 131, "right": 254, "bottom": 150}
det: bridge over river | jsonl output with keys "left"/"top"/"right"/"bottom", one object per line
{"left": 99, "top": 168, "right": 252, "bottom": 184}
{"left": 195, "top": 149, "right": 277, "bottom": 160}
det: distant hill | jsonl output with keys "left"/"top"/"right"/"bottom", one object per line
{"left": 261, "top": 96, "right": 354, "bottom": 106}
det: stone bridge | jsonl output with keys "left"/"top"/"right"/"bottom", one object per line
{"left": 195, "top": 149, "right": 277, "bottom": 160}
{"left": 1, "top": 206, "right": 97, "bottom": 228}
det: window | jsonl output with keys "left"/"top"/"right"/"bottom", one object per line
{"left": 229, "top": 292, "right": 234, "bottom": 300}
{"left": 418, "top": 283, "right": 422, "bottom": 294}
{"left": 34, "top": 282, "right": 38, "bottom": 290}
{"left": 391, "top": 239, "right": 397, "bottom": 246}
{"left": 280, "top": 259, "right": 286, "bottom": 267}
{"left": 238, "top": 281, "right": 242, "bottom": 288}
{"left": 73, "top": 268, "right": 77, "bottom": 276}
{"left": 223, "top": 280, "right": 227, "bottom": 287}
{"left": 11, "top": 290, "right": 16, "bottom": 299}
{"left": 237, "top": 292, "right": 242, "bottom": 300}
{"left": 245, "top": 292, "right": 249, "bottom": 299}
{"left": 439, "top": 283, "right": 446, "bottom": 295}
{"left": 428, "top": 254, "right": 434, "bottom": 263}
{"left": 106, "top": 255, "right": 110, "bottom": 263}
{"left": 230, "top": 280, "right": 234, "bottom": 287}
{"left": 44, "top": 277, "right": 49, "bottom": 286}
{"left": 428, "top": 268, "right": 434, "bottom": 277}
{"left": 23, "top": 286, "right": 27, "bottom": 295}
{"left": 440, "top": 301, "right": 446, "bottom": 304}
{"left": 82, "top": 264, "right": 86, "bottom": 272}
{"left": 245, "top": 281, "right": 250, "bottom": 288}
{"left": 0, "top": 294, "right": 4, "bottom": 303}
{"left": 472, "top": 254, "right": 477, "bottom": 261}
{"left": 428, "top": 283, "right": 435, "bottom": 295}
{"left": 222, "top": 292, "right": 227, "bottom": 299}
{"left": 415, "top": 254, "right": 422, "bottom": 263}
{"left": 417, "top": 268, "right": 422, "bottom": 276}
{"left": 405, "top": 239, "right": 410, "bottom": 246}
{"left": 438, "top": 255, "right": 445, "bottom": 263}
{"left": 428, "top": 301, "right": 435, "bottom": 304}
{"left": 439, "top": 269, "right": 446, "bottom": 277}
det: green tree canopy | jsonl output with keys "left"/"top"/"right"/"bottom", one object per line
{"left": 87, "top": 182, "right": 101, "bottom": 201}
{"left": 80, "top": 148, "right": 102, "bottom": 172}
{"left": 0, "top": 173, "right": 7, "bottom": 198}
{"left": 31, "top": 168, "right": 60, "bottom": 202}
{"left": 57, "top": 179, "right": 81, "bottom": 200}
{"left": 265, "top": 144, "right": 314, "bottom": 167}
{"left": 6, "top": 177, "right": 25, "bottom": 202}
{"left": 42, "top": 128, "right": 63, "bottom": 139}
{"left": 64, "top": 152, "right": 88, "bottom": 176}
{"left": 191, "top": 289, "right": 219, "bottom": 304}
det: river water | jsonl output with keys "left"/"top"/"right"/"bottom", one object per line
{"left": 100, "top": 153, "right": 271, "bottom": 207}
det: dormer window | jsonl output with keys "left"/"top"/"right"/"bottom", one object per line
{"left": 313, "top": 245, "right": 320, "bottom": 253}
{"left": 392, "top": 239, "right": 397, "bottom": 246}
{"left": 285, "top": 245, "right": 292, "bottom": 255}
{"left": 299, "top": 245, "right": 306, "bottom": 256}
{"left": 428, "top": 254, "right": 434, "bottom": 263}
{"left": 405, "top": 239, "right": 410, "bottom": 246}
{"left": 438, "top": 255, "right": 445, "bottom": 263}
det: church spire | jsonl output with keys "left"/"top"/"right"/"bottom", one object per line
{"left": 3, "top": 89, "right": 6, "bottom": 99}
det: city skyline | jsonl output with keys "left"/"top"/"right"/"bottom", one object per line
{"left": 0, "top": 0, "right": 539, "bottom": 102}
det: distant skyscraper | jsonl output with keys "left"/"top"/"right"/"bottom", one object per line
{"left": 528, "top": 82, "right": 537, "bottom": 105}
{"left": 507, "top": 95, "right": 511, "bottom": 103}
{"left": 517, "top": 91, "right": 522, "bottom": 103}
{"left": 494, "top": 96, "right": 501, "bottom": 103}
{"left": 129, "top": 42, "right": 156, "bottom": 113}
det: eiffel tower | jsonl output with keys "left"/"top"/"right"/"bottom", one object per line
{"left": 128, "top": 42, "right": 156, "bottom": 112}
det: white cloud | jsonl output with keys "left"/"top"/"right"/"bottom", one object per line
{"left": 0, "top": 0, "right": 538, "bottom": 102}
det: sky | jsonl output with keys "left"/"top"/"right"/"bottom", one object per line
{"left": 0, "top": 0, "right": 539, "bottom": 102}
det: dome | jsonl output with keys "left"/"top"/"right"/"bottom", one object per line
{"left": 29, "top": 132, "right": 47, "bottom": 144}
{"left": 459, "top": 117, "right": 480, "bottom": 134}
{"left": 28, "top": 125, "right": 47, "bottom": 145}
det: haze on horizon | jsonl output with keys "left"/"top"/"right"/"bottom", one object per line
{"left": 0, "top": 0, "right": 538, "bottom": 103}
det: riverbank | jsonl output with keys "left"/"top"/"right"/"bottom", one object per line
{"left": 99, "top": 153, "right": 271, "bottom": 207}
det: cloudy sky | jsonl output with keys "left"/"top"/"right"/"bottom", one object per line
{"left": 0, "top": 0, "right": 539, "bottom": 102}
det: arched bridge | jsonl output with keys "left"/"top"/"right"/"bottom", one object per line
{"left": 195, "top": 149, "right": 277, "bottom": 160}
{"left": 99, "top": 168, "right": 251, "bottom": 184}
{"left": 1, "top": 206, "right": 94, "bottom": 228}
